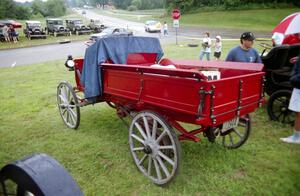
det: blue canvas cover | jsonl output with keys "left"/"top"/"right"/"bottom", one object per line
{"left": 80, "top": 36, "right": 164, "bottom": 100}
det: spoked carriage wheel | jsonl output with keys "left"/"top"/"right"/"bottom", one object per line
{"left": 129, "top": 111, "right": 181, "bottom": 185}
{"left": 210, "top": 114, "right": 251, "bottom": 149}
{"left": 57, "top": 81, "right": 80, "bottom": 129}
{"left": 220, "top": 115, "right": 251, "bottom": 149}
{"left": 267, "top": 90, "right": 294, "bottom": 125}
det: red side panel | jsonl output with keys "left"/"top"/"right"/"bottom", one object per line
{"left": 74, "top": 58, "right": 84, "bottom": 91}
{"left": 126, "top": 53, "right": 158, "bottom": 65}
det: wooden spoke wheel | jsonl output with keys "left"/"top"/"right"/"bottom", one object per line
{"left": 267, "top": 90, "right": 294, "bottom": 125}
{"left": 221, "top": 115, "right": 251, "bottom": 149}
{"left": 128, "top": 111, "right": 181, "bottom": 185}
{"left": 209, "top": 114, "right": 251, "bottom": 149}
{"left": 57, "top": 82, "right": 80, "bottom": 129}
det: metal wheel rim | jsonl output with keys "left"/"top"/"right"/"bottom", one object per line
{"left": 57, "top": 82, "right": 80, "bottom": 129}
{"left": 217, "top": 114, "right": 251, "bottom": 149}
{"left": 129, "top": 112, "right": 180, "bottom": 185}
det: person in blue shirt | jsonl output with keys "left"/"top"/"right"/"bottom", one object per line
{"left": 225, "top": 32, "right": 262, "bottom": 63}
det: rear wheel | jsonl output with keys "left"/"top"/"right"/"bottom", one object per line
{"left": 267, "top": 90, "right": 294, "bottom": 125}
{"left": 57, "top": 82, "right": 80, "bottom": 129}
{"left": 129, "top": 111, "right": 181, "bottom": 186}
{"left": 207, "top": 115, "right": 251, "bottom": 149}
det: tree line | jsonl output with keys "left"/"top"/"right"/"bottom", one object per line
{"left": 165, "top": 0, "right": 299, "bottom": 13}
{"left": 0, "top": 0, "right": 66, "bottom": 20}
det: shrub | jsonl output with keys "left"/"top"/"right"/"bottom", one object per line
{"left": 127, "top": 5, "right": 138, "bottom": 11}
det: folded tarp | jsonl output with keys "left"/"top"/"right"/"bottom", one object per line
{"left": 81, "top": 36, "right": 164, "bottom": 100}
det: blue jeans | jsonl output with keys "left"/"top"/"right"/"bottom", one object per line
{"left": 200, "top": 51, "right": 211, "bottom": 61}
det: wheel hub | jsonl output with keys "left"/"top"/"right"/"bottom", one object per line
{"left": 143, "top": 145, "right": 152, "bottom": 154}
{"left": 281, "top": 106, "right": 287, "bottom": 112}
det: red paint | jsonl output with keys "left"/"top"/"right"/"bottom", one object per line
{"left": 73, "top": 53, "right": 265, "bottom": 142}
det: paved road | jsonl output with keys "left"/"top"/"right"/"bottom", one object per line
{"left": 0, "top": 9, "right": 271, "bottom": 68}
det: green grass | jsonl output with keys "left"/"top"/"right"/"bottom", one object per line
{"left": 0, "top": 42, "right": 299, "bottom": 195}
{"left": 95, "top": 8, "right": 298, "bottom": 32}
{"left": 0, "top": 10, "right": 90, "bottom": 50}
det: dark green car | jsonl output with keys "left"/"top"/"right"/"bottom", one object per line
{"left": 46, "top": 18, "right": 71, "bottom": 37}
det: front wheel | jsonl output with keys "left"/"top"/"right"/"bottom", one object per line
{"left": 129, "top": 111, "right": 181, "bottom": 186}
{"left": 57, "top": 81, "right": 80, "bottom": 129}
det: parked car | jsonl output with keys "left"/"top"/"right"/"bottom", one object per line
{"left": 89, "top": 27, "right": 133, "bottom": 41}
{"left": 46, "top": 18, "right": 71, "bottom": 37}
{"left": 85, "top": 27, "right": 133, "bottom": 46}
{"left": 23, "top": 21, "right": 46, "bottom": 39}
{"left": 144, "top": 20, "right": 161, "bottom": 32}
{"left": 0, "top": 28, "right": 5, "bottom": 42}
{"left": 88, "top": 19, "right": 106, "bottom": 33}
{"left": 65, "top": 19, "right": 92, "bottom": 35}
{"left": 0, "top": 19, "right": 22, "bottom": 29}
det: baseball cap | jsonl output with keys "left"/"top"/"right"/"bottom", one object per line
{"left": 241, "top": 32, "right": 255, "bottom": 41}
{"left": 216, "top": 35, "right": 221, "bottom": 40}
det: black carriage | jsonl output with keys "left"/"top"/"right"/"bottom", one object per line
{"left": 261, "top": 43, "right": 300, "bottom": 124}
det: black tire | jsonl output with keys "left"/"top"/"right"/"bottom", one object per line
{"left": 267, "top": 90, "right": 294, "bottom": 125}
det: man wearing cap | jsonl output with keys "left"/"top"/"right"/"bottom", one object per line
{"left": 225, "top": 32, "right": 262, "bottom": 63}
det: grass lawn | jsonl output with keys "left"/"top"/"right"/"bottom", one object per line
{"left": 0, "top": 41, "right": 299, "bottom": 195}
{"left": 0, "top": 10, "right": 90, "bottom": 50}
{"left": 95, "top": 8, "right": 298, "bottom": 32}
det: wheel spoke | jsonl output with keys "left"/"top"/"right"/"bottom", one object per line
{"left": 232, "top": 129, "right": 243, "bottom": 138}
{"left": 67, "top": 87, "right": 71, "bottom": 101}
{"left": 59, "top": 94, "right": 68, "bottom": 104}
{"left": 131, "top": 134, "right": 145, "bottom": 145}
{"left": 152, "top": 119, "right": 157, "bottom": 140}
{"left": 148, "top": 155, "right": 152, "bottom": 176}
{"left": 156, "top": 130, "right": 167, "bottom": 143}
{"left": 69, "top": 109, "right": 77, "bottom": 125}
{"left": 62, "top": 108, "right": 67, "bottom": 115}
{"left": 138, "top": 154, "right": 148, "bottom": 165}
{"left": 229, "top": 133, "right": 234, "bottom": 145}
{"left": 158, "top": 150, "right": 174, "bottom": 166}
{"left": 153, "top": 159, "right": 162, "bottom": 180}
{"left": 134, "top": 122, "right": 147, "bottom": 140}
{"left": 159, "top": 145, "right": 174, "bottom": 150}
{"left": 143, "top": 116, "right": 151, "bottom": 138}
{"left": 133, "top": 147, "right": 145, "bottom": 151}
{"left": 282, "top": 114, "right": 287, "bottom": 123}
{"left": 66, "top": 111, "right": 70, "bottom": 123}
{"left": 69, "top": 108, "right": 77, "bottom": 119}
{"left": 156, "top": 156, "right": 170, "bottom": 178}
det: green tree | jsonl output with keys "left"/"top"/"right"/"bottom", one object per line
{"left": 0, "top": 0, "right": 16, "bottom": 19}
{"left": 131, "top": 0, "right": 142, "bottom": 9}
{"left": 45, "top": 0, "right": 66, "bottom": 17}
{"left": 32, "top": 0, "right": 47, "bottom": 16}
{"left": 15, "top": 5, "right": 31, "bottom": 20}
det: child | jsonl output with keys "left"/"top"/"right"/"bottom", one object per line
{"left": 199, "top": 32, "right": 211, "bottom": 61}
{"left": 163, "top": 22, "right": 168, "bottom": 36}
{"left": 214, "top": 35, "right": 222, "bottom": 60}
